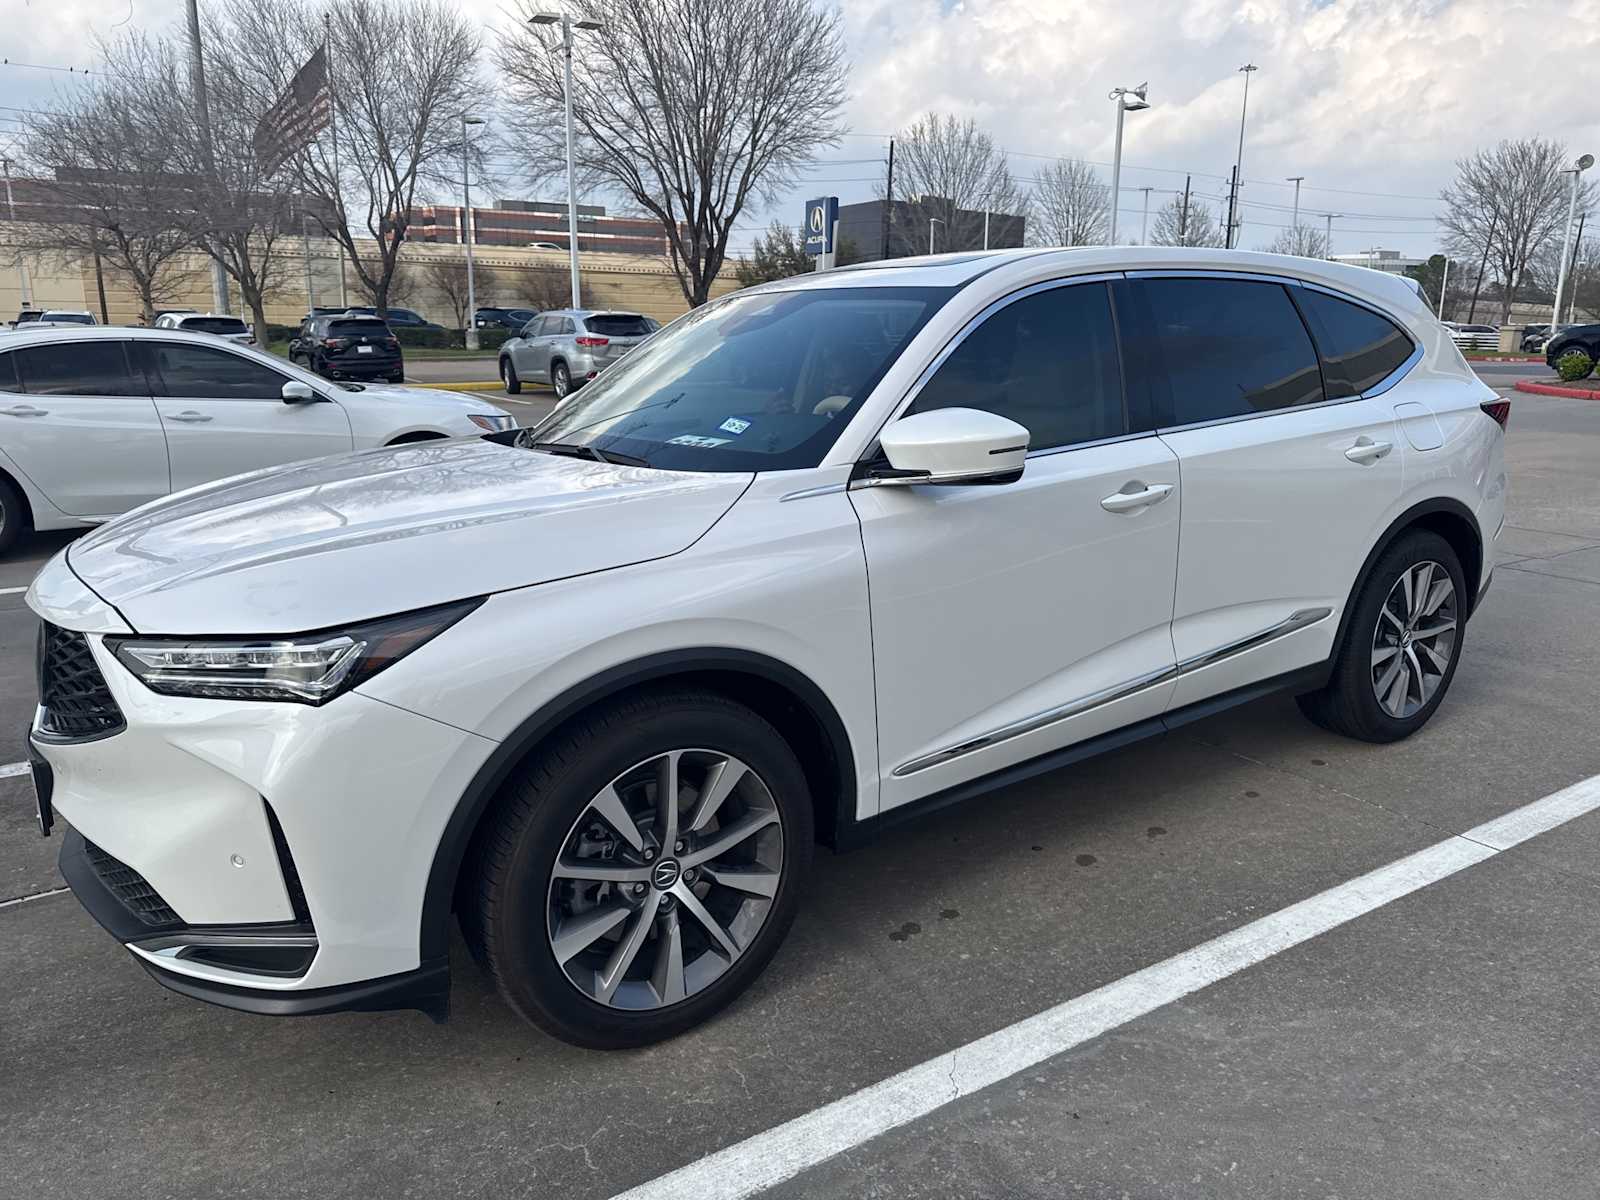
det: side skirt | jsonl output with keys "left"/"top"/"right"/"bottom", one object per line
{"left": 834, "top": 660, "right": 1331, "bottom": 850}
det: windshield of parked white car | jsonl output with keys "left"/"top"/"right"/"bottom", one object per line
{"left": 520, "top": 285, "right": 949, "bottom": 472}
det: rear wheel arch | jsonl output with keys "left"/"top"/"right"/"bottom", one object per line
{"left": 420, "top": 648, "right": 857, "bottom": 961}
{"left": 1331, "top": 498, "right": 1483, "bottom": 657}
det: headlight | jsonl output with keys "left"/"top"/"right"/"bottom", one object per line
{"left": 469, "top": 412, "right": 516, "bottom": 432}
{"left": 107, "top": 599, "right": 482, "bottom": 704}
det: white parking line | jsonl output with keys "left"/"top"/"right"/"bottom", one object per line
{"left": 0, "top": 586, "right": 27, "bottom": 596}
{"left": 0, "top": 761, "right": 29, "bottom": 779}
{"left": 611, "top": 772, "right": 1600, "bottom": 1200}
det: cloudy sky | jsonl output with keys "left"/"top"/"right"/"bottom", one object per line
{"left": 4, "top": 0, "right": 1596, "bottom": 260}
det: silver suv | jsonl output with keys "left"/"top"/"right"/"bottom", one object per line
{"left": 498, "top": 309, "right": 658, "bottom": 399}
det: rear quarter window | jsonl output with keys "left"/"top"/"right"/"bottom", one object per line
{"left": 1296, "top": 289, "right": 1415, "bottom": 397}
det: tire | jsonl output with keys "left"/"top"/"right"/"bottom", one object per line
{"left": 551, "top": 359, "right": 571, "bottom": 400}
{"left": 1296, "top": 530, "right": 1466, "bottom": 743}
{"left": 462, "top": 687, "right": 813, "bottom": 1048}
{"left": 387, "top": 371, "right": 404, "bottom": 384}
{"left": 0, "top": 472, "right": 29, "bottom": 556}
{"left": 500, "top": 358, "right": 522, "bottom": 395}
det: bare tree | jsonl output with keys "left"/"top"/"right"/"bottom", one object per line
{"left": 1439, "top": 139, "right": 1596, "bottom": 325}
{"left": 209, "top": 0, "right": 482, "bottom": 319}
{"left": 885, "top": 113, "right": 1027, "bottom": 255}
{"left": 422, "top": 256, "right": 472, "bottom": 330}
{"left": 1259, "top": 225, "right": 1329, "bottom": 258}
{"left": 497, "top": 0, "right": 847, "bottom": 307}
{"left": 511, "top": 262, "right": 573, "bottom": 312}
{"left": 21, "top": 70, "right": 200, "bottom": 320}
{"left": 1149, "top": 195, "right": 1224, "bottom": 248}
{"left": 734, "top": 218, "right": 862, "bottom": 285}
{"left": 1027, "top": 159, "right": 1107, "bottom": 247}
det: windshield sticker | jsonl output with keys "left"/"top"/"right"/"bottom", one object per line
{"left": 718, "top": 417, "right": 752, "bottom": 435}
{"left": 667, "top": 434, "right": 731, "bottom": 448}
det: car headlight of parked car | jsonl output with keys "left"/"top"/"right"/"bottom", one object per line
{"left": 467, "top": 413, "right": 517, "bottom": 432}
{"left": 107, "top": 600, "right": 482, "bottom": 704}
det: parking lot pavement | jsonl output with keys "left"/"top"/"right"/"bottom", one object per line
{"left": 2, "top": 383, "right": 1599, "bottom": 1199}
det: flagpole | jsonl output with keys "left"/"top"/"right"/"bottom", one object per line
{"left": 324, "top": 14, "right": 347, "bottom": 309}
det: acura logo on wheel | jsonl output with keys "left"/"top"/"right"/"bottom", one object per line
{"left": 652, "top": 858, "right": 681, "bottom": 889}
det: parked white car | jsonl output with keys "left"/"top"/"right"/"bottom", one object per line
{"left": 27, "top": 248, "right": 1506, "bottom": 1048}
{"left": 0, "top": 326, "right": 514, "bottom": 553}
{"left": 153, "top": 311, "right": 256, "bottom": 346}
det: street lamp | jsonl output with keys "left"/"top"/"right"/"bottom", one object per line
{"left": 1225, "top": 64, "right": 1257, "bottom": 249}
{"left": 461, "top": 114, "right": 485, "bottom": 350}
{"left": 929, "top": 217, "right": 945, "bottom": 254}
{"left": 1107, "top": 83, "right": 1149, "bottom": 244}
{"left": 530, "top": 12, "right": 604, "bottom": 309}
{"left": 1551, "top": 152, "right": 1594, "bottom": 331}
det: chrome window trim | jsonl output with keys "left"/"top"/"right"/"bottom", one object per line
{"left": 857, "top": 271, "right": 1129, "bottom": 462}
{"left": 893, "top": 606, "right": 1333, "bottom": 777}
{"left": 1125, "top": 268, "right": 1308, "bottom": 286}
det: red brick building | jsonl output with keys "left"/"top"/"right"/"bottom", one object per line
{"left": 410, "top": 200, "right": 675, "bottom": 256}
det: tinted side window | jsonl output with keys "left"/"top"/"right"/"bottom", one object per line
{"left": 909, "top": 282, "right": 1124, "bottom": 450}
{"left": 15, "top": 341, "right": 140, "bottom": 397}
{"left": 1297, "top": 289, "right": 1414, "bottom": 397}
{"left": 148, "top": 342, "right": 286, "bottom": 400}
{"left": 0, "top": 351, "right": 18, "bottom": 392}
{"left": 1133, "top": 278, "right": 1323, "bottom": 424}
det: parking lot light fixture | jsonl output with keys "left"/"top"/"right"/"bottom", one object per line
{"left": 929, "top": 217, "right": 945, "bottom": 254}
{"left": 461, "top": 115, "right": 486, "bottom": 350}
{"left": 1551, "top": 152, "right": 1594, "bottom": 331}
{"left": 530, "top": 12, "right": 606, "bottom": 309}
{"left": 1107, "top": 83, "right": 1149, "bottom": 245}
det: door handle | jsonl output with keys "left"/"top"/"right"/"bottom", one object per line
{"left": 1344, "top": 438, "right": 1392, "bottom": 464}
{"left": 1100, "top": 482, "right": 1174, "bottom": 514}
{"left": 1, "top": 404, "right": 47, "bottom": 418}
{"left": 166, "top": 410, "right": 214, "bottom": 423}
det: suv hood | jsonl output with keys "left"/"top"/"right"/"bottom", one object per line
{"left": 68, "top": 438, "right": 752, "bottom": 634}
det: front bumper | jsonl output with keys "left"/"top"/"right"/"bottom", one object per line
{"left": 31, "top": 626, "right": 498, "bottom": 1015}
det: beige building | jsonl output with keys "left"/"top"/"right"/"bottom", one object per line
{"left": 0, "top": 232, "right": 740, "bottom": 330}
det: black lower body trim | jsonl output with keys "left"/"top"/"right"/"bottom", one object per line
{"left": 836, "top": 660, "right": 1332, "bottom": 849}
{"left": 138, "top": 956, "right": 450, "bottom": 1022}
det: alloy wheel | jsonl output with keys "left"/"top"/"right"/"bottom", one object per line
{"left": 545, "top": 749, "right": 784, "bottom": 1010}
{"left": 1371, "top": 560, "right": 1457, "bottom": 719}
{"left": 552, "top": 364, "right": 569, "bottom": 398}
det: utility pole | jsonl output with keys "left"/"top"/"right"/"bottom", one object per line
{"left": 1324, "top": 212, "right": 1337, "bottom": 259}
{"left": 461, "top": 114, "right": 484, "bottom": 349}
{"left": 185, "top": 0, "right": 230, "bottom": 314}
{"left": 91, "top": 240, "right": 110, "bottom": 323}
{"left": 1139, "top": 187, "right": 1153, "bottom": 244}
{"left": 1467, "top": 207, "right": 1499, "bottom": 324}
{"left": 881, "top": 138, "right": 895, "bottom": 260}
{"left": 302, "top": 214, "right": 316, "bottom": 312}
{"left": 1225, "top": 165, "right": 1240, "bottom": 250}
{"left": 1286, "top": 176, "right": 1304, "bottom": 229}
{"left": 1, "top": 159, "right": 31, "bottom": 307}
{"left": 1227, "top": 64, "right": 1257, "bottom": 249}
{"left": 1179, "top": 175, "right": 1191, "bottom": 245}
{"left": 325, "top": 13, "right": 348, "bottom": 309}
{"left": 1437, "top": 254, "right": 1449, "bottom": 318}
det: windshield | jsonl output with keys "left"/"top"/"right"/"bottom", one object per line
{"left": 185, "top": 317, "right": 247, "bottom": 334}
{"left": 523, "top": 286, "right": 948, "bottom": 472}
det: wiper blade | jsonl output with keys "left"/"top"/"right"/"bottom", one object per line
{"left": 526, "top": 440, "right": 651, "bottom": 468}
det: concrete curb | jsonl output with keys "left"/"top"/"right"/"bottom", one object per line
{"left": 1514, "top": 379, "right": 1600, "bottom": 400}
{"left": 409, "top": 380, "right": 505, "bottom": 392}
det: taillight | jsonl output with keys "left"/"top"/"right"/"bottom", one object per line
{"left": 574, "top": 335, "right": 609, "bottom": 347}
{"left": 322, "top": 337, "right": 347, "bottom": 349}
{"left": 1480, "top": 398, "right": 1511, "bottom": 429}
{"left": 385, "top": 337, "right": 399, "bottom": 348}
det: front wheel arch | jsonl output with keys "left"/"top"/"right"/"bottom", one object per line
{"left": 384, "top": 430, "right": 449, "bottom": 446}
{"left": 420, "top": 649, "right": 857, "bottom": 962}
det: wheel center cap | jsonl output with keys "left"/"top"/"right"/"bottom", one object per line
{"left": 651, "top": 858, "right": 682, "bottom": 890}
{"left": 1400, "top": 630, "right": 1414, "bottom": 648}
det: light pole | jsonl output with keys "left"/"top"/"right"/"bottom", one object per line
{"left": 1286, "top": 176, "right": 1304, "bottom": 229}
{"left": 1324, "top": 212, "right": 1339, "bottom": 260}
{"left": 929, "top": 217, "right": 945, "bottom": 254}
{"left": 1107, "top": 83, "right": 1150, "bottom": 245}
{"left": 530, "top": 12, "right": 604, "bottom": 309}
{"left": 1, "top": 158, "right": 30, "bottom": 306}
{"left": 1139, "top": 187, "right": 1153, "bottom": 244}
{"left": 1225, "top": 64, "right": 1257, "bottom": 249}
{"left": 460, "top": 114, "right": 485, "bottom": 350}
{"left": 1551, "top": 152, "right": 1594, "bottom": 331}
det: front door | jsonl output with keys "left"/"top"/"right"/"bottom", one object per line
{"left": 0, "top": 339, "right": 169, "bottom": 516}
{"left": 852, "top": 278, "right": 1182, "bottom": 812}
{"left": 139, "top": 341, "right": 353, "bottom": 492}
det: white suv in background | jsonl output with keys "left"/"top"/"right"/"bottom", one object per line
{"left": 152, "top": 312, "right": 256, "bottom": 346}
{"left": 0, "top": 326, "right": 515, "bottom": 554}
{"left": 26, "top": 248, "right": 1507, "bottom": 1048}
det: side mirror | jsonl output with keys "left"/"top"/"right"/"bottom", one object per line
{"left": 871, "top": 408, "right": 1029, "bottom": 486}
{"left": 282, "top": 380, "right": 320, "bottom": 404}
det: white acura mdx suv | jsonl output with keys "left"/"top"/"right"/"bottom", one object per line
{"left": 0, "top": 325, "right": 515, "bottom": 554}
{"left": 25, "top": 248, "right": 1507, "bottom": 1048}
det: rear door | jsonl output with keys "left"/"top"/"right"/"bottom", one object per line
{"left": 140, "top": 340, "right": 352, "bottom": 491}
{"left": 1122, "top": 273, "right": 1407, "bottom": 708}
{"left": 0, "top": 339, "right": 169, "bottom": 516}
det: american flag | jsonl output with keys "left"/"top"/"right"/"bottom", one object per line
{"left": 253, "top": 46, "right": 332, "bottom": 176}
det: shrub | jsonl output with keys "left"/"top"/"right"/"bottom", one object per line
{"left": 1555, "top": 350, "right": 1595, "bottom": 382}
